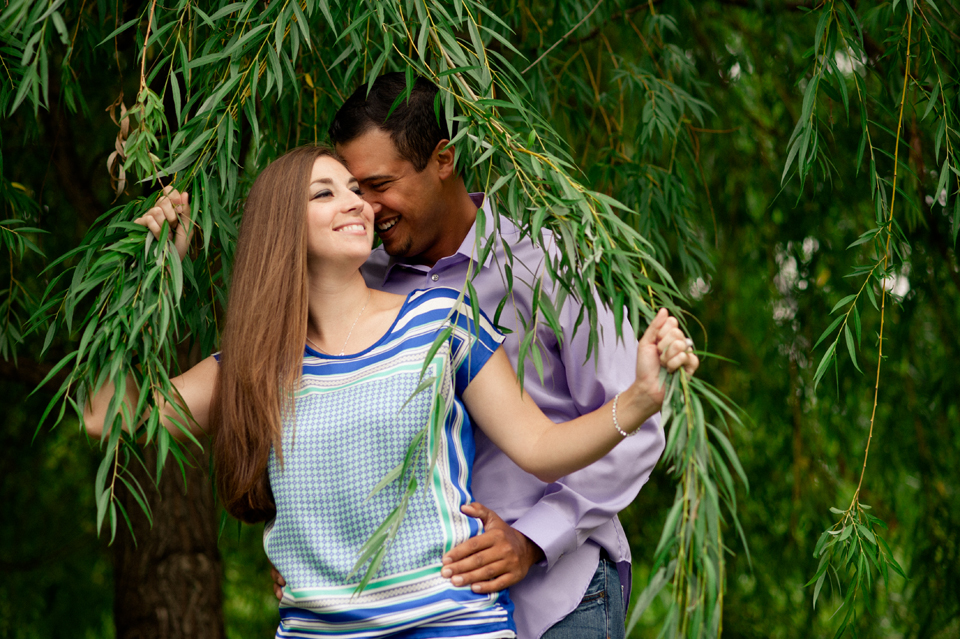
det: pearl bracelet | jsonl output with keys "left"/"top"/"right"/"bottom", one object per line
{"left": 612, "top": 392, "right": 636, "bottom": 437}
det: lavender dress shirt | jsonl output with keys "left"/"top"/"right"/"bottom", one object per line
{"left": 361, "top": 195, "right": 665, "bottom": 638}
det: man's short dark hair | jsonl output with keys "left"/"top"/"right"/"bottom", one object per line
{"left": 329, "top": 73, "right": 450, "bottom": 172}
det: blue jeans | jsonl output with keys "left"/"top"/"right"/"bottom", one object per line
{"left": 541, "top": 557, "right": 626, "bottom": 639}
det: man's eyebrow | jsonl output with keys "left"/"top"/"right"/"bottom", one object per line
{"left": 360, "top": 174, "right": 393, "bottom": 183}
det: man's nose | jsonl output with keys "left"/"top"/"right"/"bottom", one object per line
{"left": 363, "top": 194, "right": 383, "bottom": 214}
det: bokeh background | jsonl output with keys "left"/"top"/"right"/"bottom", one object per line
{"left": 2, "top": 0, "right": 958, "bottom": 637}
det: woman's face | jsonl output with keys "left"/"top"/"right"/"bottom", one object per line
{"left": 305, "top": 156, "right": 375, "bottom": 267}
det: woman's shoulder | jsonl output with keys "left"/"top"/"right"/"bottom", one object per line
{"left": 403, "top": 287, "right": 501, "bottom": 339}
{"left": 403, "top": 287, "right": 472, "bottom": 314}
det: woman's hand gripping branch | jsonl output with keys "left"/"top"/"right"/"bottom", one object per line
{"left": 83, "top": 187, "right": 215, "bottom": 441}
{"left": 135, "top": 186, "right": 194, "bottom": 261}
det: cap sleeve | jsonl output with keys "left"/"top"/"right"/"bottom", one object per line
{"left": 426, "top": 288, "right": 504, "bottom": 394}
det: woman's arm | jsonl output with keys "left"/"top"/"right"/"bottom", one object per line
{"left": 85, "top": 187, "right": 209, "bottom": 440}
{"left": 462, "top": 308, "right": 696, "bottom": 483}
{"left": 83, "top": 356, "right": 220, "bottom": 440}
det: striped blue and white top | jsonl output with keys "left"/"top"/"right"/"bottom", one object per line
{"left": 265, "top": 287, "right": 515, "bottom": 638}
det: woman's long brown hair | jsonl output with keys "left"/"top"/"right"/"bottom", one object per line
{"left": 213, "top": 145, "right": 336, "bottom": 523}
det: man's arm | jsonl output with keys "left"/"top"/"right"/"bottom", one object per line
{"left": 440, "top": 438, "right": 662, "bottom": 593}
{"left": 440, "top": 296, "right": 666, "bottom": 591}
{"left": 440, "top": 502, "right": 543, "bottom": 590}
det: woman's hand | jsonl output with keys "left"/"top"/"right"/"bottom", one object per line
{"left": 135, "top": 186, "right": 193, "bottom": 261}
{"left": 632, "top": 308, "right": 700, "bottom": 409}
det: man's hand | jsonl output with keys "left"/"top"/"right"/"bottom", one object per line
{"left": 134, "top": 186, "right": 193, "bottom": 261}
{"left": 271, "top": 563, "right": 285, "bottom": 601}
{"left": 441, "top": 502, "right": 544, "bottom": 593}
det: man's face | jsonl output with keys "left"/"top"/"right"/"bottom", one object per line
{"left": 337, "top": 128, "right": 446, "bottom": 264}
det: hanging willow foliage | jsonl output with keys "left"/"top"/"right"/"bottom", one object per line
{"left": 781, "top": 1, "right": 958, "bottom": 636}
{"left": 4, "top": 0, "right": 750, "bottom": 637}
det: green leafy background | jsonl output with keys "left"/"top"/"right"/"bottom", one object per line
{"left": 1, "top": 0, "right": 958, "bottom": 638}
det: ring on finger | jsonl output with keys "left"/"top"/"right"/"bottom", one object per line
{"left": 684, "top": 337, "right": 694, "bottom": 353}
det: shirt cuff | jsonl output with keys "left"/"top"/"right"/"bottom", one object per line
{"left": 510, "top": 500, "right": 579, "bottom": 570}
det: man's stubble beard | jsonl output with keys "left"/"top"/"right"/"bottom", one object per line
{"left": 382, "top": 232, "right": 414, "bottom": 259}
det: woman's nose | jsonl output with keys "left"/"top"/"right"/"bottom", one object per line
{"left": 360, "top": 191, "right": 382, "bottom": 213}
{"left": 343, "top": 191, "right": 365, "bottom": 214}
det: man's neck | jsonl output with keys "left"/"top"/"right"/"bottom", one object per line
{"left": 414, "top": 186, "right": 480, "bottom": 268}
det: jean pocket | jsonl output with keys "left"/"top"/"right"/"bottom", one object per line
{"left": 580, "top": 588, "right": 606, "bottom": 604}
{"left": 579, "top": 559, "right": 608, "bottom": 604}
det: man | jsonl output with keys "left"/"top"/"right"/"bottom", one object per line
{"left": 273, "top": 73, "right": 678, "bottom": 638}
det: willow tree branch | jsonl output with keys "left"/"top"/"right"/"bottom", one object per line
{"left": 853, "top": 10, "right": 913, "bottom": 505}
{"left": 522, "top": 0, "right": 605, "bottom": 74}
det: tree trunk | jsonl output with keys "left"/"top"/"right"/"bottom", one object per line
{"left": 113, "top": 445, "right": 225, "bottom": 639}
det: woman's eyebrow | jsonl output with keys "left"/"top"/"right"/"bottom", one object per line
{"left": 309, "top": 178, "right": 334, "bottom": 186}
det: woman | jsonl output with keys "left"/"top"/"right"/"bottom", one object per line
{"left": 85, "top": 146, "right": 698, "bottom": 638}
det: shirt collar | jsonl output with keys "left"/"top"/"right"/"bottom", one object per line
{"left": 380, "top": 192, "right": 497, "bottom": 282}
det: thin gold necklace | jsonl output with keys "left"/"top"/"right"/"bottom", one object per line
{"left": 306, "top": 289, "right": 372, "bottom": 356}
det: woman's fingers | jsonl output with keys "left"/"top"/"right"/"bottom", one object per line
{"left": 134, "top": 188, "right": 193, "bottom": 261}
{"left": 135, "top": 200, "right": 177, "bottom": 237}
{"left": 639, "top": 308, "right": 669, "bottom": 347}
{"left": 656, "top": 323, "right": 701, "bottom": 375}
{"left": 663, "top": 349, "right": 699, "bottom": 374}
{"left": 172, "top": 191, "right": 193, "bottom": 261}
{"left": 658, "top": 327, "right": 686, "bottom": 357}
{"left": 683, "top": 352, "right": 700, "bottom": 375}
{"left": 655, "top": 315, "right": 680, "bottom": 347}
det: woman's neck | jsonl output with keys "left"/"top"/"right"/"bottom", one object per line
{"left": 305, "top": 266, "right": 372, "bottom": 350}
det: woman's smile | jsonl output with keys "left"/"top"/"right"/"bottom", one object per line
{"left": 335, "top": 222, "right": 367, "bottom": 234}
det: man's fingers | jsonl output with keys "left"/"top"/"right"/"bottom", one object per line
{"left": 458, "top": 503, "right": 486, "bottom": 523}
{"left": 443, "top": 532, "right": 496, "bottom": 564}
{"left": 270, "top": 563, "right": 286, "bottom": 601}
{"left": 444, "top": 552, "right": 507, "bottom": 584}
{"left": 448, "top": 559, "right": 511, "bottom": 587}
{"left": 469, "top": 574, "right": 516, "bottom": 594}
{"left": 460, "top": 501, "right": 502, "bottom": 528}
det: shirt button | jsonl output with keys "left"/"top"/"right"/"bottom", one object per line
{"left": 431, "top": 274, "right": 439, "bottom": 282}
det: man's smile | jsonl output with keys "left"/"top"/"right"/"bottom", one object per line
{"left": 376, "top": 217, "right": 399, "bottom": 234}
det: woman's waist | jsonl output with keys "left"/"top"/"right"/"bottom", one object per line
{"left": 276, "top": 570, "right": 514, "bottom": 638}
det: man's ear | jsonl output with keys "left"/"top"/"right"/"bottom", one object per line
{"left": 433, "top": 139, "right": 456, "bottom": 180}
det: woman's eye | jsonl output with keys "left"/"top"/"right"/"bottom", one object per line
{"left": 352, "top": 187, "right": 364, "bottom": 197}
{"left": 311, "top": 190, "right": 332, "bottom": 199}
